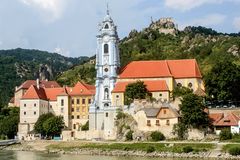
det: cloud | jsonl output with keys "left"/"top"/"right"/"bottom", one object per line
{"left": 233, "top": 17, "right": 240, "bottom": 31}
{"left": 179, "top": 14, "right": 226, "bottom": 29}
{"left": 20, "top": 0, "right": 66, "bottom": 22}
{"left": 54, "top": 47, "right": 70, "bottom": 57}
{"left": 164, "top": 0, "right": 240, "bottom": 12}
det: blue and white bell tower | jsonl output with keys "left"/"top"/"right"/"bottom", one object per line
{"left": 89, "top": 8, "right": 120, "bottom": 139}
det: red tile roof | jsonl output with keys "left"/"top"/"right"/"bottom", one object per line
{"left": 214, "top": 113, "right": 240, "bottom": 126}
{"left": 16, "top": 80, "right": 60, "bottom": 91}
{"left": 44, "top": 88, "right": 66, "bottom": 101}
{"left": 21, "top": 85, "right": 47, "bottom": 100}
{"left": 112, "top": 80, "right": 169, "bottom": 93}
{"left": 68, "top": 82, "right": 95, "bottom": 96}
{"left": 209, "top": 113, "right": 224, "bottom": 125}
{"left": 21, "top": 81, "right": 95, "bottom": 101}
{"left": 119, "top": 59, "right": 202, "bottom": 79}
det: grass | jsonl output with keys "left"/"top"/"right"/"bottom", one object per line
{"left": 47, "top": 142, "right": 215, "bottom": 153}
{"left": 222, "top": 144, "right": 240, "bottom": 152}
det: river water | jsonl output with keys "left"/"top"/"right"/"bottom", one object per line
{"left": 0, "top": 151, "right": 211, "bottom": 160}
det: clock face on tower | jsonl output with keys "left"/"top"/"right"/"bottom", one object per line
{"left": 104, "top": 67, "right": 108, "bottom": 72}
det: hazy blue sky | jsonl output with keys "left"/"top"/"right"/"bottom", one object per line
{"left": 0, "top": 0, "right": 240, "bottom": 57}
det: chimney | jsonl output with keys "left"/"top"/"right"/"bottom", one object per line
{"left": 36, "top": 78, "right": 40, "bottom": 89}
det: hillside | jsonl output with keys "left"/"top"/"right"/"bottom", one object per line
{"left": 57, "top": 19, "right": 240, "bottom": 91}
{"left": 0, "top": 48, "right": 89, "bottom": 106}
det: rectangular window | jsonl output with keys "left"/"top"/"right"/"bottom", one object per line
{"left": 164, "top": 110, "right": 167, "bottom": 114}
{"left": 72, "top": 99, "right": 74, "bottom": 104}
{"left": 61, "top": 99, "right": 64, "bottom": 106}
{"left": 82, "top": 107, "right": 85, "bottom": 112}
{"left": 34, "top": 111, "right": 36, "bottom": 115}
{"left": 77, "top": 115, "right": 80, "bottom": 119}
{"left": 106, "top": 112, "right": 108, "bottom": 117}
{"left": 82, "top": 99, "right": 85, "bottom": 104}
{"left": 71, "top": 115, "right": 74, "bottom": 119}
{"left": 88, "top": 99, "right": 91, "bottom": 104}
{"left": 73, "top": 124, "right": 76, "bottom": 129}
{"left": 156, "top": 120, "right": 160, "bottom": 126}
{"left": 34, "top": 103, "right": 36, "bottom": 107}
{"left": 71, "top": 108, "right": 74, "bottom": 112}
{"left": 24, "top": 104, "right": 26, "bottom": 107}
{"left": 24, "top": 111, "right": 26, "bottom": 115}
{"left": 61, "top": 108, "right": 64, "bottom": 113}
{"left": 147, "top": 120, "right": 151, "bottom": 126}
{"left": 76, "top": 107, "right": 80, "bottom": 112}
{"left": 77, "top": 99, "right": 80, "bottom": 104}
{"left": 166, "top": 120, "right": 170, "bottom": 126}
{"left": 50, "top": 105, "right": 52, "bottom": 109}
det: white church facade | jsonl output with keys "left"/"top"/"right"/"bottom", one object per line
{"left": 89, "top": 9, "right": 120, "bottom": 140}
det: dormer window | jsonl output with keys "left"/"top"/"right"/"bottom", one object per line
{"left": 104, "top": 24, "right": 109, "bottom": 29}
{"left": 104, "top": 44, "right": 109, "bottom": 54}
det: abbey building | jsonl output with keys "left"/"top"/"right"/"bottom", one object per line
{"left": 16, "top": 10, "right": 205, "bottom": 140}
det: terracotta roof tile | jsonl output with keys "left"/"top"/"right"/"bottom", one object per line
{"left": 214, "top": 113, "right": 240, "bottom": 126}
{"left": 68, "top": 82, "right": 95, "bottom": 96}
{"left": 209, "top": 113, "right": 224, "bottom": 125}
{"left": 44, "top": 88, "right": 66, "bottom": 101}
{"left": 21, "top": 85, "right": 47, "bottom": 100}
{"left": 119, "top": 59, "right": 202, "bottom": 79}
{"left": 17, "top": 80, "right": 60, "bottom": 91}
{"left": 112, "top": 80, "right": 169, "bottom": 93}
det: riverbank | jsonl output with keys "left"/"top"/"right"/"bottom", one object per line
{"left": 3, "top": 140, "right": 240, "bottom": 159}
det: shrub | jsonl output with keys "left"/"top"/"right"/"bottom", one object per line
{"left": 146, "top": 146, "right": 155, "bottom": 153}
{"left": 150, "top": 131, "right": 165, "bottom": 141}
{"left": 116, "top": 111, "right": 127, "bottom": 120}
{"left": 183, "top": 146, "right": 194, "bottom": 153}
{"left": 125, "top": 130, "right": 133, "bottom": 141}
{"left": 81, "top": 121, "right": 89, "bottom": 131}
{"left": 229, "top": 146, "right": 240, "bottom": 156}
{"left": 220, "top": 129, "right": 232, "bottom": 140}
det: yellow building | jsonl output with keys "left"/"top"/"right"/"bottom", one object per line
{"left": 112, "top": 59, "right": 204, "bottom": 107}
{"left": 68, "top": 82, "right": 95, "bottom": 131}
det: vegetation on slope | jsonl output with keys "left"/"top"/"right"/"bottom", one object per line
{"left": 0, "top": 48, "right": 88, "bottom": 107}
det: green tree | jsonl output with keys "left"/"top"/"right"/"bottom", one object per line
{"left": 124, "top": 81, "right": 149, "bottom": 105}
{"left": 43, "top": 116, "right": 64, "bottom": 137}
{"left": 180, "top": 93, "right": 209, "bottom": 128}
{"left": 172, "top": 86, "right": 193, "bottom": 98}
{"left": 34, "top": 113, "right": 54, "bottom": 136}
{"left": 205, "top": 60, "right": 240, "bottom": 101}
{"left": 0, "top": 107, "right": 19, "bottom": 139}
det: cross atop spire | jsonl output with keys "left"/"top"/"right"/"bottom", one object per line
{"left": 106, "top": 3, "right": 109, "bottom": 15}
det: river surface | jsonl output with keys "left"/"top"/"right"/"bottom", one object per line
{"left": 0, "top": 151, "right": 212, "bottom": 160}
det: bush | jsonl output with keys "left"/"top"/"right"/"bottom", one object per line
{"left": 150, "top": 131, "right": 165, "bottom": 141}
{"left": 183, "top": 146, "right": 194, "bottom": 153}
{"left": 146, "top": 146, "right": 155, "bottom": 153}
{"left": 229, "top": 146, "right": 240, "bottom": 156}
{"left": 81, "top": 121, "right": 89, "bottom": 131}
{"left": 220, "top": 129, "right": 232, "bottom": 140}
{"left": 125, "top": 130, "right": 133, "bottom": 141}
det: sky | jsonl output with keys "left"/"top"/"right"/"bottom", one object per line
{"left": 0, "top": 0, "right": 240, "bottom": 57}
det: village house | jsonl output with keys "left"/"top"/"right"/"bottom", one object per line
{"left": 210, "top": 112, "right": 240, "bottom": 135}
{"left": 18, "top": 80, "right": 95, "bottom": 140}
{"left": 133, "top": 102, "right": 180, "bottom": 138}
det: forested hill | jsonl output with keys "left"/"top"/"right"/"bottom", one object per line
{"left": 0, "top": 48, "right": 89, "bottom": 107}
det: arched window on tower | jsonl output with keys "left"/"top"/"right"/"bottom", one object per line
{"left": 104, "top": 44, "right": 109, "bottom": 54}
{"left": 104, "top": 24, "right": 109, "bottom": 29}
{"left": 104, "top": 88, "right": 109, "bottom": 99}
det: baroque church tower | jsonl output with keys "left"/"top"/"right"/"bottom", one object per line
{"left": 89, "top": 8, "right": 120, "bottom": 139}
